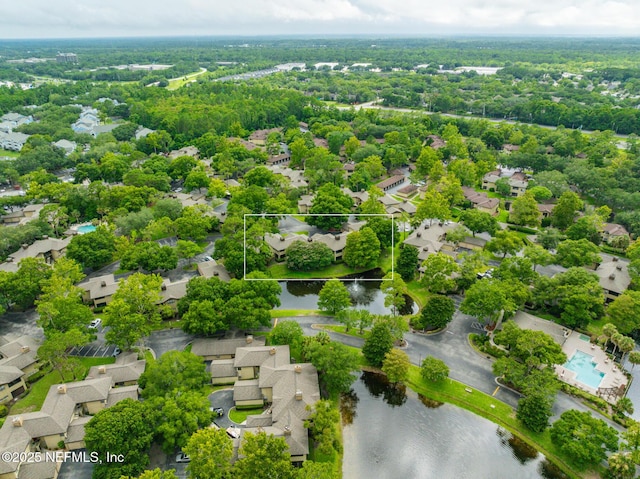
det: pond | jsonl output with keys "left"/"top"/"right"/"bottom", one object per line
{"left": 275, "top": 269, "right": 418, "bottom": 315}
{"left": 342, "top": 372, "right": 566, "bottom": 479}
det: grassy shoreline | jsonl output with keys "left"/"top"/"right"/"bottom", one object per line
{"left": 403, "top": 366, "right": 584, "bottom": 479}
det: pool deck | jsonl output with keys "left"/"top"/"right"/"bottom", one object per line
{"left": 555, "top": 332, "right": 628, "bottom": 403}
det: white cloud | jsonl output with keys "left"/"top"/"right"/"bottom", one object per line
{"left": 1, "top": 0, "right": 640, "bottom": 37}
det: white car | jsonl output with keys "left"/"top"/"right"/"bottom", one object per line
{"left": 89, "top": 318, "right": 102, "bottom": 329}
{"left": 175, "top": 452, "right": 190, "bottom": 463}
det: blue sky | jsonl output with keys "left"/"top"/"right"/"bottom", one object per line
{"left": 2, "top": 0, "right": 640, "bottom": 38}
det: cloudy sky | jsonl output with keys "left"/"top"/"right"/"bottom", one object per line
{"left": 2, "top": 0, "right": 640, "bottom": 39}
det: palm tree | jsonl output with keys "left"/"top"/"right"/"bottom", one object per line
{"left": 611, "top": 332, "right": 624, "bottom": 356}
{"left": 628, "top": 351, "right": 640, "bottom": 370}
{"left": 615, "top": 397, "right": 634, "bottom": 417}
{"left": 602, "top": 323, "right": 618, "bottom": 351}
{"left": 618, "top": 336, "right": 636, "bottom": 364}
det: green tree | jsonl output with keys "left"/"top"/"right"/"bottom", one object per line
{"left": 37, "top": 328, "right": 90, "bottom": 380}
{"left": 234, "top": 431, "right": 295, "bottom": 479}
{"left": 555, "top": 238, "right": 601, "bottom": 268}
{"left": 486, "top": 230, "right": 523, "bottom": 258}
{"left": 120, "top": 242, "right": 178, "bottom": 272}
{"left": 175, "top": 240, "right": 204, "bottom": 264}
{"left": 608, "top": 291, "right": 640, "bottom": 335}
{"left": 122, "top": 468, "right": 179, "bottom": 479}
{"left": 149, "top": 390, "right": 213, "bottom": 454}
{"left": 381, "top": 272, "right": 407, "bottom": 316}
{"left": 382, "top": 349, "right": 411, "bottom": 384}
{"left": 66, "top": 226, "right": 116, "bottom": 269}
{"left": 420, "top": 252, "right": 460, "bottom": 293}
{"left": 461, "top": 209, "right": 498, "bottom": 237}
{"left": 414, "top": 188, "right": 451, "bottom": 227}
{"left": 461, "top": 279, "right": 514, "bottom": 324}
{"left": 304, "top": 400, "right": 341, "bottom": 457}
{"left": 419, "top": 294, "right": 455, "bottom": 331}
{"left": 420, "top": 356, "right": 449, "bottom": 382}
{"left": 509, "top": 192, "right": 541, "bottom": 227}
{"left": 364, "top": 217, "right": 396, "bottom": 249}
{"left": 307, "top": 184, "right": 352, "bottom": 230}
{"left": 495, "top": 177, "right": 511, "bottom": 197}
{"left": 528, "top": 186, "right": 553, "bottom": 202}
{"left": 84, "top": 399, "right": 154, "bottom": 479}
{"left": 550, "top": 409, "right": 619, "bottom": 469}
{"left": 6, "top": 257, "right": 52, "bottom": 310}
{"left": 523, "top": 244, "right": 554, "bottom": 272}
{"left": 606, "top": 452, "right": 636, "bottom": 479}
{"left": 396, "top": 245, "right": 420, "bottom": 281}
{"left": 537, "top": 228, "right": 563, "bottom": 250}
{"left": 303, "top": 338, "right": 359, "bottom": 395}
{"left": 628, "top": 351, "right": 640, "bottom": 371}
{"left": 343, "top": 227, "right": 381, "bottom": 268}
{"left": 318, "top": 279, "right": 352, "bottom": 315}
{"left": 182, "top": 300, "right": 228, "bottom": 336}
{"left": 285, "top": 241, "right": 334, "bottom": 271}
{"left": 551, "top": 191, "right": 583, "bottom": 230}
{"left": 269, "top": 320, "right": 304, "bottom": 349}
{"left": 139, "top": 350, "right": 210, "bottom": 399}
{"left": 104, "top": 273, "right": 163, "bottom": 350}
{"left": 152, "top": 198, "right": 183, "bottom": 220}
{"left": 183, "top": 427, "right": 233, "bottom": 479}
{"left": 517, "top": 394, "right": 553, "bottom": 433}
{"left": 362, "top": 321, "right": 394, "bottom": 367}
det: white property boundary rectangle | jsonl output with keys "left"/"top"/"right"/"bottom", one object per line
{"left": 243, "top": 213, "right": 395, "bottom": 281}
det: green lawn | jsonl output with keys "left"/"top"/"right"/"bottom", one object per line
{"left": 406, "top": 367, "right": 583, "bottom": 479}
{"left": 0, "top": 149, "right": 20, "bottom": 158}
{"left": 317, "top": 324, "right": 369, "bottom": 339}
{"left": 496, "top": 209, "right": 509, "bottom": 222}
{"left": 11, "top": 357, "right": 115, "bottom": 414}
{"left": 406, "top": 280, "right": 430, "bottom": 308}
{"left": 268, "top": 262, "right": 373, "bottom": 279}
{"left": 229, "top": 406, "right": 264, "bottom": 423}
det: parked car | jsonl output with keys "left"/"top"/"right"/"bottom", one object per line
{"left": 111, "top": 347, "right": 121, "bottom": 357}
{"left": 210, "top": 407, "right": 224, "bottom": 417}
{"left": 89, "top": 318, "right": 102, "bottom": 329}
{"left": 175, "top": 452, "right": 190, "bottom": 463}
{"left": 204, "top": 256, "right": 213, "bottom": 262}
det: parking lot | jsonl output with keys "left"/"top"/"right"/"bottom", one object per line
{"left": 67, "top": 325, "right": 120, "bottom": 358}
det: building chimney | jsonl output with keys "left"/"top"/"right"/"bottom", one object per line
{"left": 161, "top": 284, "right": 167, "bottom": 291}
{"left": 307, "top": 237, "right": 312, "bottom": 242}
{"left": 609, "top": 274, "right": 616, "bottom": 280}
{"left": 57, "top": 385, "right": 67, "bottom": 394}
{"left": 294, "top": 365, "right": 302, "bottom": 374}
{"left": 283, "top": 425, "right": 292, "bottom": 436}
{"left": 12, "top": 417, "right": 23, "bottom": 427}
{"left": 280, "top": 236, "right": 285, "bottom": 241}
{"left": 246, "top": 335, "right": 254, "bottom": 344}
{"left": 616, "top": 265, "right": 622, "bottom": 271}
{"left": 20, "top": 346, "right": 30, "bottom": 354}
{"left": 423, "top": 247, "right": 429, "bottom": 251}
{"left": 213, "top": 271, "right": 219, "bottom": 276}
{"left": 335, "top": 235, "right": 340, "bottom": 240}
{"left": 416, "top": 232, "right": 421, "bottom": 238}
{"left": 613, "top": 256, "right": 619, "bottom": 262}
{"left": 42, "top": 235, "right": 48, "bottom": 240}
{"left": 295, "top": 390, "right": 303, "bottom": 401}
{"left": 100, "top": 281, "right": 106, "bottom": 287}
{"left": 21, "top": 244, "right": 28, "bottom": 250}
{"left": 98, "top": 366, "right": 106, "bottom": 374}
{"left": 269, "top": 347, "right": 276, "bottom": 356}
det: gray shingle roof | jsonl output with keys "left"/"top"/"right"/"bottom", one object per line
{"left": 191, "top": 337, "right": 265, "bottom": 358}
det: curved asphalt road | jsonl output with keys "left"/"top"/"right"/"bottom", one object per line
{"left": 276, "top": 309, "right": 621, "bottom": 428}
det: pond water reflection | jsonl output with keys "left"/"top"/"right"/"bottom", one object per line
{"left": 342, "top": 372, "right": 566, "bottom": 479}
{"left": 276, "top": 269, "right": 418, "bottom": 315}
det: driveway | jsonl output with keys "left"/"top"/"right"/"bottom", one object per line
{"left": 146, "top": 328, "right": 194, "bottom": 358}
{"left": 209, "top": 389, "right": 236, "bottom": 428}
{"left": 0, "top": 310, "right": 44, "bottom": 340}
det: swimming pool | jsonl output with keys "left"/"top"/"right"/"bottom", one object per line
{"left": 76, "top": 224, "right": 96, "bottom": 234}
{"left": 563, "top": 350, "right": 605, "bottom": 389}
